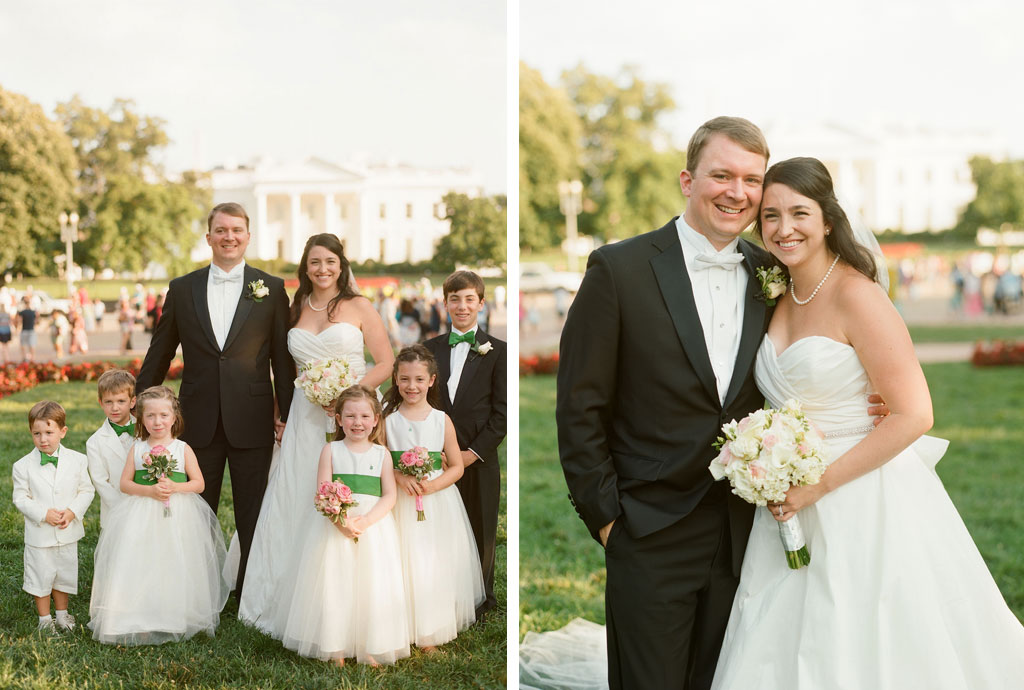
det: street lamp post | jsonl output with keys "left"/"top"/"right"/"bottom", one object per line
{"left": 558, "top": 179, "right": 583, "bottom": 272}
{"left": 59, "top": 211, "right": 79, "bottom": 299}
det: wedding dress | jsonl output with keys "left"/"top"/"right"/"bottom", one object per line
{"left": 710, "top": 335, "right": 1024, "bottom": 689}
{"left": 238, "top": 322, "right": 367, "bottom": 633}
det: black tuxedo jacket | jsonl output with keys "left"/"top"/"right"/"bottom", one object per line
{"left": 423, "top": 330, "right": 507, "bottom": 464}
{"left": 556, "top": 219, "right": 773, "bottom": 574}
{"left": 137, "top": 264, "right": 295, "bottom": 449}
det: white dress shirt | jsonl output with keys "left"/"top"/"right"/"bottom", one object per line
{"left": 448, "top": 324, "right": 474, "bottom": 404}
{"left": 208, "top": 262, "right": 245, "bottom": 349}
{"left": 675, "top": 217, "right": 747, "bottom": 405}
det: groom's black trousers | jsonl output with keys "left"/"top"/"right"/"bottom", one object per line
{"left": 605, "top": 481, "right": 738, "bottom": 690}
{"left": 195, "top": 418, "right": 273, "bottom": 599}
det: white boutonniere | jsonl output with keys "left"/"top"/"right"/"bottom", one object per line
{"left": 248, "top": 279, "right": 270, "bottom": 302}
{"left": 474, "top": 341, "right": 493, "bottom": 356}
{"left": 756, "top": 266, "right": 787, "bottom": 306}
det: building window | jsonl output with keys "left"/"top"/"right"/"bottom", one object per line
{"left": 277, "top": 239, "right": 285, "bottom": 260}
{"left": 433, "top": 202, "right": 444, "bottom": 220}
{"left": 406, "top": 203, "right": 414, "bottom": 219}
{"left": 379, "top": 238, "right": 386, "bottom": 262}
{"left": 340, "top": 203, "right": 347, "bottom": 219}
{"left": 379, "top": 203, "right": 387, "bottom": 219}
{"left": 406, "top": 238, "right": 414, "bottom": 262}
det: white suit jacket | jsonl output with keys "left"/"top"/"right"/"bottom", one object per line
{"left": 86, "top": 419, "right": 133, "bottom": 528}
{"left": 12, "top": 445, "right": 95, "bottom": 547}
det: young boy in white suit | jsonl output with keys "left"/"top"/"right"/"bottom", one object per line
{"left": 12, "top": 400, "right": 95, "bottom": 632}
{"left": 85, "top": 370, "right": 137, "bottom": 528}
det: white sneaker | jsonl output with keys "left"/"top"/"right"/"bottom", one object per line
{"left": 55, "top": 614, "right": 76, "bottom": 631}
{"left": 37, "top": 618, "right": 56, "bottom": 633}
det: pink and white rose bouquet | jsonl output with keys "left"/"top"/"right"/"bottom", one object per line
{"left": 397, "top": 446, "right": 432, "bottom": 521}
{"left": 709, "top": 399, "right": 828, "bottom": 568}
{"left": 142, "top": 444, "right": 178, "bottom": 517}
{"left": 314, "top": 480, "right": 360, "bottom": 541}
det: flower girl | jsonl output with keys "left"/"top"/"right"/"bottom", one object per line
{"left": 384, "top": 345, "right": 484, "bottom": 650}
{"left": 273, "top": 385, "right": 410, "bottom": 667}
{"left": 89, "top": 386, "right": 229, "bottom": 645}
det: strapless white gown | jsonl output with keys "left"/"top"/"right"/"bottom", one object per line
{"left": 711, "top": 336, "right": 1024, "bottom": 689}
{"left": 239, "top": 322, "right": 368, "bottom": 633}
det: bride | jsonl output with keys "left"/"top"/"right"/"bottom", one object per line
{"left": 709, "top": 157, "right": 1024, "bottom": 688}
{"left": 238, "top": 233, "right": 394, "bottom": 633}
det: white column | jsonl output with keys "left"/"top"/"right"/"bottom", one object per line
{"left": 324, "top": 193, "right": 337, "bottom": 240}
{"left": 290, "top": 193, "right": 303, "bottom": 262}
{"left": 256, "top": 192, "right": 269, "bottom": 259}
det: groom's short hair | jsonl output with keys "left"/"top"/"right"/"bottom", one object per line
{"left": 207, "top": 202, "right": 250, "bottom": 232}
{"left": 686, "top": 116, "right": 769, "bottom": 173}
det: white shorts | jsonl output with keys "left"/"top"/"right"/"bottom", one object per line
{"left": 23, "top": 544, "right": 79, "bottom": 597}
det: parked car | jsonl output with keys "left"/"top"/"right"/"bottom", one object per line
{"left": 519, "top": 262, "right": 583, "bottom": 293}
{"left": 15, "top": 290, "right": 72, "bottom": 316}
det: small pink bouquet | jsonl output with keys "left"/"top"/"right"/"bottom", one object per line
{"left": 397, "top": 446, "right": 432, "bottom": 521}
{"left": 314, "top": 480, "right": 360, "bottom": 542}
{"left": 142, "top": 445, "right": 178, "bottom": 517}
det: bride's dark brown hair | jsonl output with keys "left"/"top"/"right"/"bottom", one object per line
{"left": 290, "top": 233, "right": 360, "bottom": 326}
{"left": 755, "top": 157, "right": 879, "bottom": 284}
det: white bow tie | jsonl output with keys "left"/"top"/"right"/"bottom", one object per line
{"left": 211, "top": 267, "right": 243, "bottom": 285}
{"left": 693, "top": 252, "right": 744, "bottom": 271}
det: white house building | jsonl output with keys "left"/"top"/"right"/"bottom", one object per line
{"left": 762, "top": 121, "right": 1006, "bottom": 233}
{"left": 194, "top": 157, "right": 484, "bottom": 263}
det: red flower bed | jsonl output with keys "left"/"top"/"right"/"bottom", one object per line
{"left": 0, "top": 358, "right": 182, "bottom": 399}
{"left": 519, "top": 352, "right": 559, "bottom": 376}
{"left": 971, "top": 341, "right": 1024, "bottom": 366}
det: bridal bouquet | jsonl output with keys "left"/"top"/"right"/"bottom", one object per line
{"left": 314, "top": 480, "right": 360, "bottom": 542}
{"left": 295, "top": 358, "right": 357, "bottom": 440}
{"left": 141, "top": 445, "right": 178, "bottom": 517}
{"left": 709, "top": 400, "right": 828, "bottom": 568}
{"left": 396, "top": 446, "right": 432, "bottom": 521}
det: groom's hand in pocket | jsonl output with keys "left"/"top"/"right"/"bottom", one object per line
{"left": 599, "top": 520, "right": 615, "bottom": 548}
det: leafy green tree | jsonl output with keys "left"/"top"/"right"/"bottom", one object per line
{"left": 55, "top": 97, "right": 209, "bottom": 273}
{"left": 0, "top": 87, "right": 77, "bottom": 274}
{"left": 519, "top": 62, "right": 582, "bottom": 251}
{"left": 562, "top": 64, "right": 684, "bottom": 241}
{"left": 955, "top": 156, "right": 1024, "bottom": 238}
{"left": 434, "top": 192, "right": 507, "bottom": 270}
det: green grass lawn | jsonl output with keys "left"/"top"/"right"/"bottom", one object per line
{"left": 1, "top": 381, "right": 506, "bottom": 689}
{"left": 519, "top": 363, "right": 1024, "bottom": 638}
{"left": 907, "top": 324, "right": 1024, "bottom": 344}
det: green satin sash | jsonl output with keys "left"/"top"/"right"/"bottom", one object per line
{"left": 332, "top": 473, "right": 381, "bottom": 497}
{"left": 390, "top": 450, "right": 443, "bottom": 471}
{"left": 133, "top": 470, "right": 187, "bottom": 485}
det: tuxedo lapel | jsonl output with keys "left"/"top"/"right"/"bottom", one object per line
{"left": 190, "top": 267, "right": 220, "bottom": 351}
{"left": 723, "top": 240, "right": 769, "bottom": 408}
{"left": 649, "top": 224, "right": 720, "bottom": 405}
{"left": 222, "top": 265, "right": 257, "bottom": 352}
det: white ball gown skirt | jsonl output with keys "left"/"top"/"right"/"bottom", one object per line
{"left": 271, "top": 507, "right": 411, "bottom": 665}
{"left": 393, "top": 481, "right": 485, "bottom": 647}
{"left": 89, "top": 492, "right": 229, "bottom": 645}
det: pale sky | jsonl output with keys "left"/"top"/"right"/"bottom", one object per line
{"left": 0, "top": 0, "right": 507, "bottom": 192}
{"left": 520, "top": 0, "right": 1024, "bottom": 156}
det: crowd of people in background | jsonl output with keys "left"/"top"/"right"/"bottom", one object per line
{"left": 0, "top": 277, "right": 507, "bottom": 364}
{"left": 889, "top": 251, "right": 1024, "bottom": 317}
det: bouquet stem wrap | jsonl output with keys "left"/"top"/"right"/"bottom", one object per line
{"left": 778, "top": 514, "right": 811, "bottom": 569}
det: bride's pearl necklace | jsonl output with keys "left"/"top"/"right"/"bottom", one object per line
{"left": 790, "top": 255, "right": 840, "bottom": 306}
{"left": 307, "top": 293, "right": 339, "bottom": 312}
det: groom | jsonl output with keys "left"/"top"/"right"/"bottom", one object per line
{"left": 557, "top": 116, "right": 774, "bottom": 689}
{"left": 137, "top": 202, "right": 294, "bottom": 598}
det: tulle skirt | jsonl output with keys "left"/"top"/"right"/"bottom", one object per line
{"left": 271, "top": 507, "right": 411, "bottom": 665}
{"left": 393, "top": 484, "right": 484, "bottom": 647}
{"left": 520, "top": 618, "right": 609, "bottom": 690}
{"left": 89, "top": 492, "right": 229, "bottom": 645}
{"left": 711, "top": 436, "right": 1024, "bottom": 689}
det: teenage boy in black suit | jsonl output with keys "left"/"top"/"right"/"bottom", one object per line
{"left": 423, "top": 270, "right": 506, "bottom": 617}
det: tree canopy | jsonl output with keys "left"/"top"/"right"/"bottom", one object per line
{"left": 433, "top": 192, "right": 507, "bottom": 270}
{"left": 954, "top": 155, "right": 1024, "bottom": 238}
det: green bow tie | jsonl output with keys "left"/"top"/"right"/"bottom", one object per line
{"left": 111, "top": 421, "right": 135, "bottom": 436}
{"left": 449, "top": 330, "right": 475, "bottom": 347}
{"left": 40, "top": 452, "right": 58, "bottom": 467}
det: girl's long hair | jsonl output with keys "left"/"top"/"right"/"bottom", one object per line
{"left": 135, "top": 385, "right": 184, "bottom": 440}
{"left": 382, "top": 344, "right": 441, "bottom": 416}
{"left": 289, "top": 233, "right": 360, "bottom": 326}
{"left": 332, "top": 385, "right": 385, "bottom": 446}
